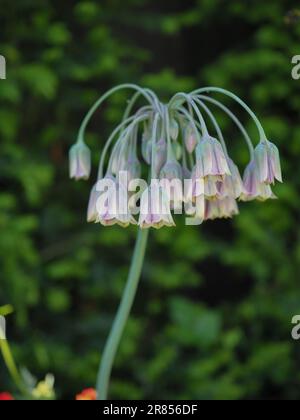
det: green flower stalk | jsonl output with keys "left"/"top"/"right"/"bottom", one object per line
{"left": 70, "top": 84, "right": 282, "bottom": 399}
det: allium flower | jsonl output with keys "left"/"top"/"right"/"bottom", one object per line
{"left": 217, "top": 159, "right": 245, "bottom": 199}
{"left": 76, "top": 388, "right": 97, "bottom": 401}
{"left": 184, "top": 123, "right": 197, "bottom": 154}
{"left": 95, "top": 175, "right": 137, "bottom": 227}
{"left": 69, "top": 142, "right": 91, "bottom": 181}
{"left": 153, "top": 138, "right": 167, "bottom": 175}
{"left": 70, "top": 84, "right": 283, "bottom": 400}
{"left": 205, "top": 197, "right": 239, "bottom": 221}
{"left": 195, "top": 135, "right": 230, "bottom": 179}
{"left": 241, "top": 160, "right": 277, "bottom": 201}
{"left": 139, "top": 183, "right": 175, "bottom": 229}
{"left": 254, "top": 140, "right": 282, "bottom": 184}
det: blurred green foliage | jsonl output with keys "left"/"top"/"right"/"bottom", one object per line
{"left": 1, "top": 0, "right": 300, "bottom": 400}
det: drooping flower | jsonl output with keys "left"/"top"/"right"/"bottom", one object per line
{"left": 184, "top": 123, "right": 197, "bottom": 154}
{"left": 195, "top": 135, "right": 231, "bottom": 179}
{"left": 217, "top": 159, "right": 245, "bottom": 199}
{"left": 160, "top": 159, "right": 183, "bottom": 211}
{"left": 184, "top": 166, "right": 204, "bottom": 202}
{"left": 139, "top": 182, "right": 175, "bottom": 229}
{"left": 205, "top": 197, "right": 239, "bottom": 220}
{"left": 169, "top": 118, "right": 179, "bottom": 141}
{"left": 87, "top": 183, "right": 101, "bottom": 223}
{"left": 153, "top": 138, "right": 167, "bottom": 175}
{"left": 254, "top": 140, "right": 282, "bottom": 184}
{"left": 69, "top": 142, "right": 91, "bottom": 181}
{"left": 241, "top": 160, "right": 277, "bottom": 201}
{"left": 0, "top": 392, "right": 14, "bottom": 401}
{"left": 94, "top": 175, "right": 137, "bottom": 227}
{"left": 76, "top": 388, "right": 97, "bottom": 401}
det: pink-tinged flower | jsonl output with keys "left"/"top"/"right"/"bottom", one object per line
{"left": 88, "top": 175, "right": 137, "bottom": 227}
{"left": 153, "top": 138, "right": 167, "bottom": 175}
{"left": 76, "top": 388, "right": 97, "bottom": 401}
{"left": 87, "top": 183, "right": 101, "bottom": 223}
{"left": 205, "top": 197, "right": 239, "bottom": 221}
{"left": 160, "top": 159, "right": 183, "bottom": 211}
{"left": 184, "top": 123, "right": 197, "bottom": 154}
{"left": 217, "top": 159, "right": 245, "bottom": 199}
{"left": 254, "top": 140, "right": 282, "bottom": 184}
{"left": 204, "top": 176, "right": 220, "bottom": 200}
{"left": 196, "top": 135, "right": 231, "bottom": 178}
{"left": 69, "top": 142, "right": 91, "bottom": 181}
{"left": 241, "top": 160, "right": 277, "bottom": 201}
{"left": 170, "top": 118, "right": 179, "bottom": 140}
{"left": 184, "top": 166, "right": 204, "bottom": 203}
{"left": 139, "top": 183, "right": 175, "bottom": 229}
{"left": 0, "top": 392, "right": 14, "bottom": 401}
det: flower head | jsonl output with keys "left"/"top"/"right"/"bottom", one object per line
{"left": 69, "top": 142, "right": 91, "bottom": 181}
{"left": 254, "top": 140, "right": 282, "bottom": 184}
{"left": 71, "top": 85, "right": 282, "bottom": 228}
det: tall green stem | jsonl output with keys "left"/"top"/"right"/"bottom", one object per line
{"left": 0, "top": 338, "right": 26, "bottom": 395}
{"left": 97, "top": 229, "right": 149, "bottom": 400}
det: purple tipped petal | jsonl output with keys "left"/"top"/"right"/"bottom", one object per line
{"left": 69, "top": 142, "right": 91, "bottom": 181}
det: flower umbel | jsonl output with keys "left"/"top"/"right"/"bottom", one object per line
{"left": 69, "top": 85, "right": 282, "bottom": 227}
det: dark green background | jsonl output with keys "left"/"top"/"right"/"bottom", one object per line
{"left": 0, "top": 0, "right": 300, "bottom": 400}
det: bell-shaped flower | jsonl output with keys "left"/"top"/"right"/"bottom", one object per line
{"left": 160, "top": 158, "right": 183, "bottom": 211}
{"left": 69, "top": 142, "right": 91, "bottom": 180}
{"left": 195, "top": 135, "right": 231, "bottom": 179}
{"left": 184, "top": 165, "right": 204, "bottom": 203}
{"left": 153, "top": 138, "right": 167, "bottom": 175}
{"left": 241, "top": 160, "right": 277, "bottom": 201}
{"left": 88, "top": 175, "right": 137, "bottom": 227}
{"left": 217, "top": 159, "right": 245, "bottom": 199}
{"left": 87, "top": 183, "right": 101, "bottom": 223}
{"left": 170, "top": 118, "right": 179, "bottom": 141}
{"left": 139, "top": 181, "right": 175, "bottom": 229}
{"left": 205, "top": 197, "right": 239, "bottom": 221}
{"left": 254, "top": 140, "right": 282, "bottom": 184}
{"left": 184, "top": 123, "right": 197, "bottom": 154}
